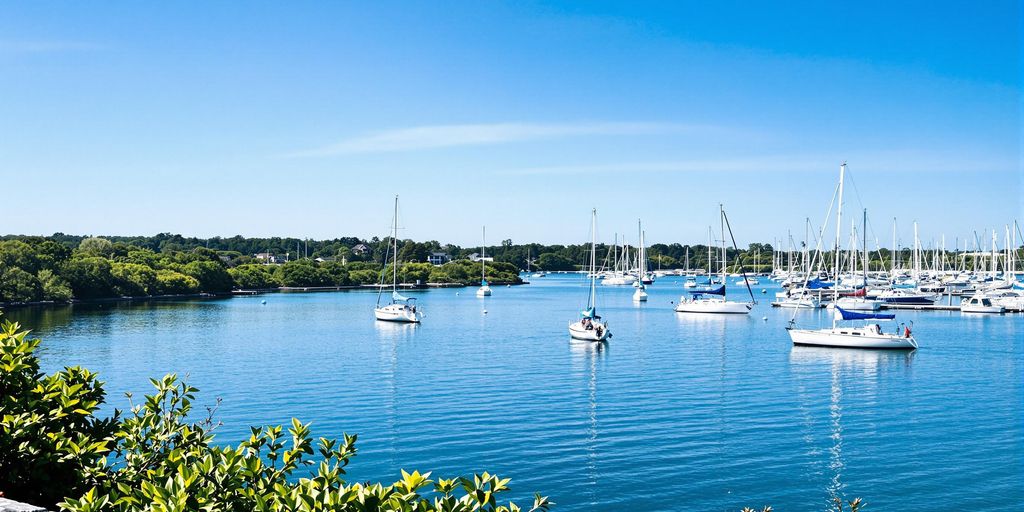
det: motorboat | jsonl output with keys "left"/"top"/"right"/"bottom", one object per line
{"left": 877, "top": 288, "right": 937, "bottom": 305}
{"left": 960, "top": 294, "right": 1004, "bottom": 314}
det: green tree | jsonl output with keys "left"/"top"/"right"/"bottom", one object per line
{"left": 154, "top": 269, "right": 200, "bottom": 295}
{"left": 182, "top": 260, "right": 233, "bottom": 292}
{"left": 110, "top": 262, "right": 158, "bottom": 296}
{"left": 77, "top": 237, "right": 115, "bottom": 258}
{"left": 0, "top": 265, "right": 43, "bottom": 302}
{"left": 229, "top": 264, "right": 281, "bottom": 289}
{"left": 0, "top": 240, "right": 43, "bottom": 274}
{"left": 537, "top": 253, "right": 575, "bottom": 271}
{"left": 62, "top": 257, "right": 116, "bottom": 300}
{"left": 38, "top": 269, "right": 73, "bottom": 301}
{"left": 277, "top": 261, "right": 330, "bottom": 287}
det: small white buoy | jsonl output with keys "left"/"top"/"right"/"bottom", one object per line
{"left": 483, "top": 309, "right": 488, "bottom": 314}
{"left": 506, "top": 284, "right": 511, "bottom": 287}
{"left": 762, "top": 316, "right": 768, "bottom": 321}
{"left": 761, "top": 289, "right": 767, "bottom": 294}
{"left": 456, "top": 292, "right": 460, "bottom": 296}
{"left": 261, "top": 300, "right": 267, "bottom": 305}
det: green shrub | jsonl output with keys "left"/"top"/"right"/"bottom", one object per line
{"left": 0, "top": 319, "right": 118, "bottom": 508}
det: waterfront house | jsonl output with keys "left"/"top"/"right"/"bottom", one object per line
{"left": 428, "top": 252, "right": 452, "bottom": 266}
{"left": 468, "top": 252, "right": 494, "bottom": 263}
{"left": 352, "top": 243, "right": 370, "bottom": 256}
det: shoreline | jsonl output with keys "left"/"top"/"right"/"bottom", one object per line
{"left": 0, "top": 281, "right": 528, "bottom": 310}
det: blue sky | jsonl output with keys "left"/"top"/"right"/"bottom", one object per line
{"left": 1, "top": 1, "right": 1020, "bottom": 248}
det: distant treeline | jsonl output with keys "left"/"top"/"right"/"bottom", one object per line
{"left": 0, "top": 233, "right": 1017, "bottom": 303}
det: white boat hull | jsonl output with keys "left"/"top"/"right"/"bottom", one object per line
{"left": 374, "top": 305, "right": 422, "bottom": 323}
{"left": 633, "top": 289, "right": 648, "bottom": 302}
{"left": 787, "top": 327, "right": 917, "bottom": 349}
{"left": 602, "top": 277, "right": 636, "bottom": 286}
{"left": 674, "top": 298, "right": 752, "bottom": 314}
{"left": 569, "top": 321, "right": 609, "bottom": 341}
{"left": 476, "top": 286, "right": 492, "bottom": 297}
{"left": 960, "top": 305, "right": 1004, "bottom": 314}
{"left": 772, "top": 297, "right": 821, "bottom": 308}
{"left": 834, "top": 298, "right": 883, "bottom": 311}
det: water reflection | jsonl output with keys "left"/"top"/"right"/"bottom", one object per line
{"left": 790, "top": 347, "right": 916, "bottom": 505}
{"left": 375, "top": 320, "right": 418, "bottom": 470}
{"left": 569, "top": 339, "right": 605, "bottom": 506}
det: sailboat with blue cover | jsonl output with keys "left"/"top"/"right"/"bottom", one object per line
{"left": 570, "top": 209, "right": 611, "bottom": 341}
{"left": 374, "top": 196, "right": 423, "bottom": 323}
{"left": 674, "top": 205, "right": 755, "bottom": 314}
{"left": 787, "top": 307, "right": 917, "bottom": 349}
{"left": 786, "top": 163, "right": 916, "bottom": 349}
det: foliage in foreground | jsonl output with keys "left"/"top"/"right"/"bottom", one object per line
{"left": 0, "top": 317, "right": 549, "bottom": 511}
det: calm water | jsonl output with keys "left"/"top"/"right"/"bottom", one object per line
{"left": 8, "top": 275, "right": 1023, "bottom": 511}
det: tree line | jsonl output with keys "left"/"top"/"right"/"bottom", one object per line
{"left": 2, "top": 233, "right": 1018, "bottom": 303}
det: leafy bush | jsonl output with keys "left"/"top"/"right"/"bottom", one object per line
{"left": 0, "top": 319, "right": 118, "bottom": 508}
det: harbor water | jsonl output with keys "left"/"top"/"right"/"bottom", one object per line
{"left": 8, "top": 275, "right": 1022, "bottom": 511}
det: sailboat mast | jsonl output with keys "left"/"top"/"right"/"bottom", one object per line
{"left": 393, "top": 195, "right": 399, "bottom": 293}
{"left": 590, "top": 209, "right": 597, "bottom": 308}
{"left": 720, "top": 204, "right": 726, "bottom": 282}
{"left": 481, "top": 225, "right": 486, "bottom": 281}
{"left": 833, "top": 163, "right": 846, "bottom": 303}
{"left": 862, "top": 208, "right": 868, "bottom": 283}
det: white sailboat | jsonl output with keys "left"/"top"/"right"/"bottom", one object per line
{"left": 476, "top": 226, "right": 492, "bottom": 297}
{"left": 675, "top": 205, "right": 754, "bottom": 314}
{"left": 633, "top": 220, "right": 648, "bottom": 302}
{"left": 375, "top": 195, "right": 422, "bottom": 323}
{"left": 787, "top": 163, "right": 918, "bottom": 349}
{"left": 570, "top": 209, "right": 611, "bottom": 342}
{"left": 788, "top": 307, "right": 918, "bottom": 349}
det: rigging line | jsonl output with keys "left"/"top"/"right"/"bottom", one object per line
{"left": 721, "top": 208, "right": 757, "bottom": 304}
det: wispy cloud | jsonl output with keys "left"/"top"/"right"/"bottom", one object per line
{"left": 287, "top": 121, "right": 699, "bottom": 157}
{"left": 497, "top": 151, "right": 1015, "bottom": 176}
{"left": 0, "top": 40, "right": 105, "bottom": 54}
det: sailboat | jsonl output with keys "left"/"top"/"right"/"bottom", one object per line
{"left": 476, "top": 226, "right": 492, "bottom": 297}
{"left": 374, "top": 195, "right": 422, "bottom": 323}
{"left": 675, "top": 205, "right": 755, "bottom": 314}
{"left": 788, "top": 307, "right": 918, "bottom": 349}
{"left": 787, "top": 163, "right": 918, "bottom": 349}
{"left": 570, "top": 209, "right": 611, "bottom": 342}
{"left": 633, "top": 220, "right": 648, "bottom": 302}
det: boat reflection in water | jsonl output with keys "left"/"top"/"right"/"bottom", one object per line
{"left": 789, "top": 346, "right": 916, "bottom": 506}
{"left": 569, "top": 339, "right": 606, "bottom": 506}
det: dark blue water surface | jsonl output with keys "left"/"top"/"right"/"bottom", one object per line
{"left": 8, "top": 275, "right": 1022, "bottom": 511}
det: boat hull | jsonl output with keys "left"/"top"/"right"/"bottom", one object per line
{"left": 374, "top": 305, "right": 422, "bottom": 323}
{"left": 772, "top": 298, "right": 821, "bottom": 308}
{"left": 787, "top": 328, "right": 917, "bottom": 349}
{"left": 834, "top": 298, "right": 883, "bottom": 311}
{"left": 476, "top": 286, "right": 492, "bottom": 297}
{"left": 569, "top": 321, "right": 609, "bottom": 341}
{"left": 675, "top": 298, "right": 752, "bottom": 314}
